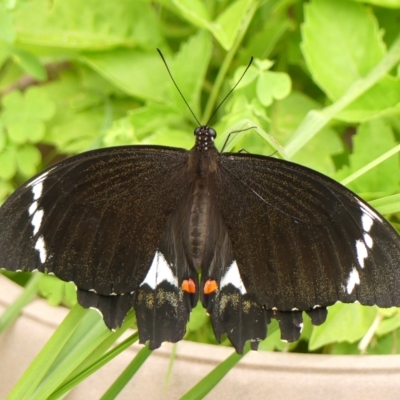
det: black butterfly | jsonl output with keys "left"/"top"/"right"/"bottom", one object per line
{"left": 1, "top": 64, "right": 400, "bottom": 355}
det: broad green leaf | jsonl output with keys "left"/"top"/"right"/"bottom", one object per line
{"left": 309, "top": 303, "right": 378, "bottom": 350}
{"left": 13, "top": 0, "right": 163, "bottom": 49}
{"left": 272, "top": 92, "right": 343, "bottom": 174}
{"left": 370, "top": 329, "right": 400, "bottom": 354}
{"left": 241, "top": 10, "right": 291, "bottom": 60}
{"left": 145, "top": 129, "right": 194, "bottom": 149}
{"left": 352, "top": 0, "right": 400, "bottom": 8}
{"left": 38, "top": 275, "right": 77, "bottom": 307}
{"left": 82, "top": 50, "right": 167, "bottom": 102}
{"left": 0, "top": 3, "right": 15, "bottom": 42}
{"left": 11, "top": 47, "right": 46, "bottom": 80}
{"left": 0, "top": 40, "right": 11, "bottom": 66}
{"left": 337, "top": 75, "right": 400, "bottom": 122}
{"left": 302, "top": 0, "right": 385, "bottom": 99}
{"left": 376, "top": 311, "right": 400, "bottom": 336}
{"left": 171, "top": 0, "right": 211, "bottom": 29}
{"left": 335, "top": 120, "right": 400, "bottom": 197}
{"left": 46, "top": 108, "right": 107, "bottom": 153}
{"left": 375, "top": 7, "right": 400, "bottom": 46}
{"left": 170, "top": 31, "right": 212, "bottom": 117}
{"left": 210, "top": 0, "right": 254, "bottom": 50}
{"left": 285, "top": 34, "right": 400, "bottom": 157}
{"left": 127, "top": 103, "right": 184, "bottom": 142}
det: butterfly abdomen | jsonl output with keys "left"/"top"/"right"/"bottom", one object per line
{"left": 188, "top": 180, "right": 211, "bottom": 267}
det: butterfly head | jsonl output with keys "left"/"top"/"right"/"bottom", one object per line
{"left": 194, "top": 126, "right": 216, "bottom": 151}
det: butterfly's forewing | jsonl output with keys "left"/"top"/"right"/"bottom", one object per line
{"left": 0, "top": 146, "right": 195, "bottom": 332}
{"left": 210, "top": 152, "right": 400, "bottom": 340}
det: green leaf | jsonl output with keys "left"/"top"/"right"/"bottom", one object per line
{"left": 24, "top": 87, "right": 56, "bottom": 119}
{"left": 0, "top": 147, "right": 17, "bottom": 179}
{"left": 2, "top": 87, "right": 55, "bottom": 143}
{"left": 272, "top": 92, "right": 343, "bottom": 174}
{"left": 38, "top": 275, "right": 77, "bottom": 307}
{"left": 335, "top": 120, "right": 400, "bottom": 197}
{"left": 16, "top": 144, "right": 41, "bottom": 177}
{"left": 256, "top": 71, "right": 291, "bottom": 106}
{"left": 170, "top": 31, "right": 212, "bottom": 117}
{"left": 171, "top": 0, "right": 211, "bottom": 29}
{"left": 13, "top": 0, "right": 163, "bottom": 49}
{"left": 309, "top": 303, "right": 378, "bottom": 351}
{"left": 285, "top": 34, "right": 400, "bottom": 157}
{"left": 0, "top": 3, "right": 15, "bottom": 42}
{"left": 82, "top": 49, "right": 167, "bottom": 102}
{"left": 337, "top": 75, "right": 400, "bottom": 122}
{"left": 352, "top": 0, "right": 400, "bottom": 8}
{"left": 210, "top": 0, "right": 254, "bottom": 50}
{"left": 258, "top": 320, "right": 287, "bottom": 351}
{"left": 7, "top": 306, "right": 89, "bottom": 400}
{"left": 376, "top": 310, "right": 400, "bottom": 336}
{"left": 46, "top": 108, "right": 107, "bottom": 153}
{"left": 302, "top": 0, "right": 385, "bottom": 99}
{"left": 11, "top": 47, "right": 46, "bottom": 80}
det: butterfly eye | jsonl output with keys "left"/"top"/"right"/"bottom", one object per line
{"left": 194, "top": 127, "right": 201, "bottom": 135}
{"left": 208, "top": 128, "right": 217, "bottom": 138}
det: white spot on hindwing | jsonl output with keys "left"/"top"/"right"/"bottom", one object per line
{"left": 346, "top": 267, "right": 360, "bottom": 294}
{"left": 220, "top": 260, "right": 247, "bottom": 295}
{"left": 35, "top": 236, "right": 47, "bottom": 263}
{"left": 140, "top": 251, "right": 178, "bottom": 289}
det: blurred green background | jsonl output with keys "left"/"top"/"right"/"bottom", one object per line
{"left": 1, "top": 0, "right": 400, "bottom": 357}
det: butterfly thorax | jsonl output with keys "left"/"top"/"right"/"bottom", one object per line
{"left": 194, "top": 126, "right": 216, "bottom": 151}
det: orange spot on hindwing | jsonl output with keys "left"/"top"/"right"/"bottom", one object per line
{"left": 204, "top": 279, "right": 218, "bottom": 294}
{"left": 182, "top": 278, "right": 196, "bottom": 294}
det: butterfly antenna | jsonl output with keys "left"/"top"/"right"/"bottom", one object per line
{"left": 206, "top": 56, "right": 253, "bottom": 126}
{"left": 157, "top": 49, "right": 201, "bottom": 127}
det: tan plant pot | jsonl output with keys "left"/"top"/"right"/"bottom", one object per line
{"left": 1, "top": 274, "right": 400, "bottom": 400}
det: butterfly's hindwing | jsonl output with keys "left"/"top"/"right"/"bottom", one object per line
{"left": 134, "top": 199, "right": 199, "bottom": 349}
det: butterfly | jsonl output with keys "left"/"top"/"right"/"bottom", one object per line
{"left": 1, "top": 58, "right": 400, "bottom": 354}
